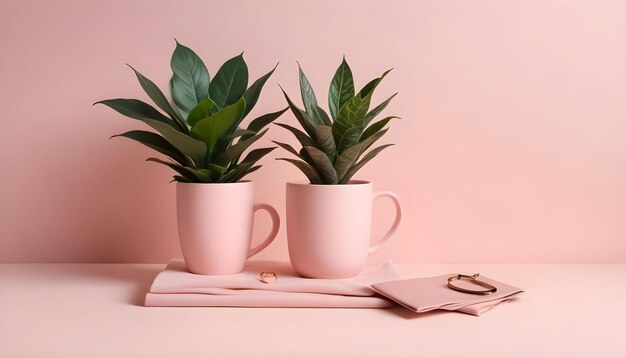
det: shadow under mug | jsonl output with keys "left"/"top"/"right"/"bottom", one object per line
{"left": 176, "top": 181, "right": 280, "bottom": 275}
{"left": 286, "top": 180, "right": 402, "bottom": 279}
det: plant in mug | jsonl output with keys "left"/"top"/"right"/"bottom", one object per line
{"left": 96, "top": 41, "right": 287, "bottom": 183}
{"left": 275, "top": 58, "right": 398, "bottom": 184}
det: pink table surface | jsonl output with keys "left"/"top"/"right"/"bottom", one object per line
{"left": 1, "top": 263, "right": 625, "bottom": 358}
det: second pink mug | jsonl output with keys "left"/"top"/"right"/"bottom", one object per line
{"left": 286, "top": 180, "right": 402, "bottom": 279}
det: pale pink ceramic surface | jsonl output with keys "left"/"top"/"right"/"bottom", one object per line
{"left": 4, "top": 263, "right": 626, "bottom": 357}
{"left": 176, "top": 181, "right": 279, "bottom": 275}
{"left": 286, "top": 180, "right": 402, "bottom": 278}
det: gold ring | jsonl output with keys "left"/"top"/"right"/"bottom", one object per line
{"left": 259, "top": 272, "right": 277, "bottom": 284}
{"left": 447, "top": 273, "right": 497, "bottom": 295}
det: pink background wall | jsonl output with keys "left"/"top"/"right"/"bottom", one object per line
{"left": 1, "top": 0, "right": 625, "bottom": 263}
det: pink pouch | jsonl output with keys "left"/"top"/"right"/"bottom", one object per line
{"left": 372, "top": 274, "right": 524, "bottom": 316}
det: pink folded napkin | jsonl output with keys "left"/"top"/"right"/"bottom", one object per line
{"left": 372, "top": 274, "right": 523, "bottom": 316}
{"left": 145, "top": 260, "right": 400, "bottom": 308}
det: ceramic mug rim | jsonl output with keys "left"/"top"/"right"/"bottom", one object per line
{"left": 176, "top": 180, "right": 252, "bottom": 187}
{"left": 287, "top": 179, "right": 371, "bottom": 187}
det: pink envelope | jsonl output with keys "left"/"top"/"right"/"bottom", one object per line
{"left": 145, "top": 260, "right": 400, "bottom": 308}
{"left": 372, "top": 274, "right": 524, "bottom": 316}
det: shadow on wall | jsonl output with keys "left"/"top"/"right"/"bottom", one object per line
{"left": 1, "top": 118, "right": 182, "bottom": 263}
{"left": 67, "top": 133, "right": 182, "bottom": 263}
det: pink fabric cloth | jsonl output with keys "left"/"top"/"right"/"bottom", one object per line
{"left": 372, "top": 274, "right": 524, "bottom": 316}
{"left": 145, "top": 260, "right": 399, "bottom": 308}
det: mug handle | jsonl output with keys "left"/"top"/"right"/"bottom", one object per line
{"left": 248, "top": 203, "right": 281, "bottom": 258}
{"left": 368, "top": 191, "right": 402, "bottom": 255}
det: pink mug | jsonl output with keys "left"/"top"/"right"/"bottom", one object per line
{"left": 177, "top": 181, "right": 280, "bottom": 275}
{"left": 286, "top": 180, "right": 402, "bottom": 278}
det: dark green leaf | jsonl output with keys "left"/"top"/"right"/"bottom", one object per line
{"left": 239, "top": 165, "right": 261, "bottom": 180}
{"left": 359, "top": 128, "right": 388, "bottom": 153}
{"left": 328, "top": 57, "right": 355, "bottom": 120}
{"left": 274, "top": 143, "right": 316, "bottom": 168}
{"left": 332, "top": 94, "right": 372, "bottom": 153}
{"left": 141, "top": 118, "right": 207, "bottom": 165}
{"left": 299, "top": 147, "right": 315, "bottom": 166}
{"left": 340, "top": 144, "right": 393, "bottom": 183}
{"left": 304, "top": 146, "right": 338, "bottom": 184}
{"left": 187, "top": 98, "right": 219, "bottom": 127}
{"left": 127, "top": 65, "right": 187, "bottom": 131}
{"left": 241, "top": 108, "right": 288, "bottom": 141}
{"left": 234, "top": 166, "right": 261, "bottom": 182}
{"left": 298, "top": 64, "right": 318, "bottom": 114}
{"left": 272, "top": 140, "right": 301, "bottom": 158}
{"left": 357, "top": 68, "right": 392, "bottom": 99}
{"left": 219, "top": 128, "right": 260, "bottom": 165}
{"left": 111, "top": 130, "right": 191, "bottom": 166}
{"left": 360, "top": 116, "right": 397, "bottom": 142}
{"left": 170, "top": 41, "right": 210, "bottom": 118}
{"left": 298, "top": 64, "right": 326, "bottom": 126}
{"left": 97, "top": 97, "right": 205, "bottom": 165}
{"left": 95, "top": 98, "right": 179, "bottom": 129}
{"left": 275, "top": 123, "right": 316, "bottom": 148}
{"left": 173, "top": 175, "right": 192, "bottom": 183}
{"left": 219, "top": 163, "right": 261, "bottom": 183}
{"left": 227, "top": 128, "right": 257, "bottom": 140}
{"left": 209, "top": 53, "right": 248, "bottom": 108}
{"left": 206, "top": 163, "right": 228, "bottom": 174}
{"left": 276, "top": 158, "right": 323, "bottom": 184}
{"left": 246, "top": 108, "right": 288, "bottom": 132}
{"left": 146, "top": 157, "right": 213, "bottom": 183}
{"left": 279, "top": 87, "right": 316, "bottom": 137}
{"left": 217, "top": 162, "right": 254, "bottom": 183}
{"left": 191, "top": 97, "right": 245, "bottom": 154}
{"left": 214, "top": 128, "right": 268, "bottom": 167}
{"left": 334, "top": 142, "right": 363, "bottom": 180}
{"left": 364, "top": 93, "right": 397, "bottom": 127}
{"left": 243, "top": 63, "right": 278, "bottom": 118}
{"left": 315, "top": 106, "right": 332, "bottom": 126}
{"left": 169, "top": 78, "right": 187, "bottom": 120}
{"left": 242, "top": 147, "right": 276, "bottom": 164}
{"left": 314, "top": 125, "right": 336, "bottom": 163}
{"left": 184, "top": 168, "right": 214, "bottom": 183}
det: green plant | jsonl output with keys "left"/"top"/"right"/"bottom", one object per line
{"left": 275, "top": 58, "right": 398, "bottom": 184}
{"left": 95, "top": 41, "right": 286, "bottom": 183}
